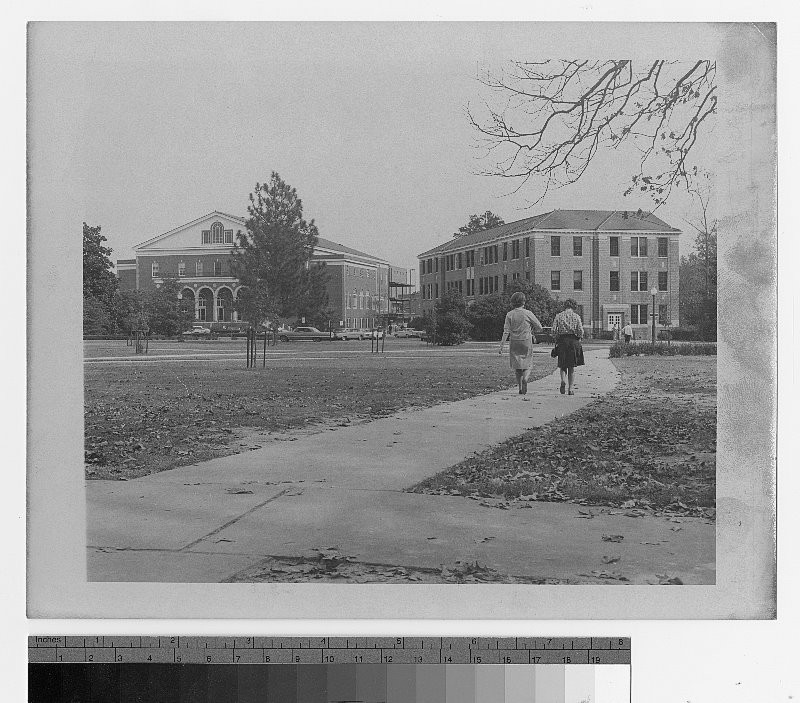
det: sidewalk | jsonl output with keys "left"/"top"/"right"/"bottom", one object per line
{"left": 87, "top": 350, "right": 715, "bottom": 584}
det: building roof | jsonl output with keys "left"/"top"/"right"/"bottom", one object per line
{"left": 314, "top": 237, "right": 389, "bottom": 265}
{"left": 418, "top": 209, "right": 680, "bottom": 258}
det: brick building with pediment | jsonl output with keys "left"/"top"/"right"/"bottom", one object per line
{"left": 116, "top": 211, "right": 412, "bottom": 328}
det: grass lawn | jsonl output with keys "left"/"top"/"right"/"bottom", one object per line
{"left": 85, "top": 343, "right": 554, "bottom": 479}
{"left": 410, "top": 356, "right": 716, "bottom": 517}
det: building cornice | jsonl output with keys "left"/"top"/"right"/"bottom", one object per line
{"left": 418, "top": 228, "right": 681, "bottom": 259}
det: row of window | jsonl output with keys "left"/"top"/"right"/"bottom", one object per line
{"left": 423, "top": 236, "right": 670, "bottom": 276}
{"left": 347, "top": 289, "right": 379, "bottom": 310}
{"left": 630, "top": 304, "right": 670, "bottom": 325}
{"left": 152, "top": 261, "right": 225, "bottom": 277}
{"left": 201, "top": 222, "right": 234, "bottom": 245}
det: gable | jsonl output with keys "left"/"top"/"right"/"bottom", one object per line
{"left": 136, "top": 212, "right": 247, "bottom": 252}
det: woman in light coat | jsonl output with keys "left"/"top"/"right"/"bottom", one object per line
{"left": 498, "top": 292, "right": 543, "bottom": 395}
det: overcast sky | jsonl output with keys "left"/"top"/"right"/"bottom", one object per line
{"left": 33, "top": 23, "right": 719, "bottom": 273}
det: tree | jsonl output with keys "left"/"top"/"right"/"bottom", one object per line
{"left": 296, "top": 263, "right": 332, "bottom": 329}
{"left": 465, "top": 294, "right": 506, "bottom": 341}
{"left": 83, "top": 222, "right": 118, "bottom": 303}
{"left": 109, "top": 289, "right": 145, "bottom": 335}
{"left": 453, "top": 211, "right": 505, "bottom": 238}
{"left": 469, "top": 60, "right": 716, "bottom": 205}
{"left": 143, "top": 279, "right": 193, "bottom": 336}
{"left": 230, "top": 173, "right": 325, "bottom": 323}
{"left": 83, "top": 294, "right": 112, "bottom": 336}
{"left": 465, "top": 281, "right": 558, "bottom": 341}
{"left": 504, "top": 280, "right": 560, "bottom": 326}
{"left": 426, "top": 291, "right": 470, "bottom": 345}
{"left": 679, "top": 180, "right": 717, "bottom": 339}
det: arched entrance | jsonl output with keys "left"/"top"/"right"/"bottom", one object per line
{"left": 197, "top": 287, "right": 213, "bottom": 322}
{"left": 216, "top": 287, "right": 234, "bottom": 322}
{"left": 179, "top": 288, "right": 195, "bottom": 319}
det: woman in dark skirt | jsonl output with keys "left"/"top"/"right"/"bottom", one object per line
{"left": 551, "top": 299, "right": 585, "bottom": 395}
{"left": 498, "top": 291, "right": 543, "bottom": 395}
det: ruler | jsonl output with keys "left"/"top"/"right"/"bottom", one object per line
{"left": 29, "top": 636, "right": 630, "bottom": 665}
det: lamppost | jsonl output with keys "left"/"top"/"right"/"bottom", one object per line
{"left": 650, "top": 286, "right": 658, "bottom": 347}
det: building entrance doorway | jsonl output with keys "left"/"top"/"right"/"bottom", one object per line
{"left": 607, "top": 313, "right": 622, "bottom": 331}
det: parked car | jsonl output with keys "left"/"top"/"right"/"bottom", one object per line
{"left": 358, "top": 328, "right": 384, "bottom": 339}
{"left": 534, "top": 327, "right": 554, "bottom": 344}
{"left": 393, "top": 328, "right": 423, "bottom": 338}
{"left": 278, "top": 326, "right": 330, "bottom": 342}
{"left": 183, "top": 324, "right": 211, "bottom": 336}
{"left": 334, "top": 328, "right": 364, "bottom": 341}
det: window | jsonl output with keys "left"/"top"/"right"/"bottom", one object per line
{"left": 525, "top": 237, "right": 530, "bottom": 257}
{"left": 573, "top": 236, "right": 583, "bottom": 256}
{"left": 551, "top": 270, "right": 561, "bottom": 291}
{"left": 211, "top": 222, "right": 225, "bottom": 244}
{"left": 658, "top": 271, "right": 668, "bottom": 291}
{"left": 631, "top": 237, "right": 648, "bottom": 257}
{"left": 525, "top": 271, "right": 531, "bottom": 281}
{"left": 573, "top": 270, "right": 583, "bottom": 290}
{"left": 434, "top": 283, "right": 438, "bottom": 298}
{"left": 494, "top": 245, "right": 498, "bottom": 263}
{"left": 512, "top": 272, "right": 520, "bottom": 281}
{"left": 658, "top": 237, "right": 668, "bottom": 257}
{"left": 493, "top": 275, "right": 498, "bottom": 291}
{"left": 551, "top": 236, "right": 561, "bottom": 256}
{"left": 151, "top": 262, "right": 159, "bottom": 278}
{"left": 631, "top": 271, "right": 648, "bottom": 291}
{"left": 202, "top": 230, "right": 211, "bottom": 244}
{"left": 214, "top": 260, "right": 222, "bottom": 276}
{"left": 466, "top": 250, "right": 475, "bottom": 267}
{"left": 503, "top": 242, "right": 508, "bottom": 261}
{"left": 512, "top": 239, "right": 520, "bottom": 259}
{"left": 503, "top": 274, "right": 508, "bottom": 291}
{"left": 178, "top": 261, "right": 185, "bottom": 277}
{"left": 630, "top": 304, "right": 649, "bottom": 325}
{"left": 457, "top": 252, "right": 463, "bottom": 269}
{"left": 224, "top": 229, "right": 233, "bottom": 244}
{"left": 196, "top": 261, "right": 203, "bottom": 276}
{"left": 610, "top": 270, "right": 620, "bottom": 291}
{"left": 610, "top": 236, "right": 619, "bottom": 257}
{"left": 435, "top": 258, "right": 439, "bottom": 273}
{"left": 466, "top": 279, "right": 474, "bottom": 296}
{"left": 659, "top": 304, "right": 668, "bottom": 324}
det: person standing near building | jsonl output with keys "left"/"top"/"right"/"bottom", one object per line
{"left": 613, "top": 322, "right": 621, "bottom": 341}
{"left": 552, "top": 299, "right": 585, "bottom": 395}
{"left": 498, "top": 292, "right": 543, "bottom": 396}
{"left": 622, "top": 322, "right": 633, "bottom": 343}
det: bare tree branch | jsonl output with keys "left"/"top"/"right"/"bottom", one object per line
{"left": 468, "top": 59, "right": 717, "bottom": 206}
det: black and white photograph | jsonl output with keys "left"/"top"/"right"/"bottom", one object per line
{"left": 26, "top": 21, "right": 775, "bottom": 618}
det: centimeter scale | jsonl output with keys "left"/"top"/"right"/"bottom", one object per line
{"left": 29, "top": 636, "right": 631, "bottom": 702}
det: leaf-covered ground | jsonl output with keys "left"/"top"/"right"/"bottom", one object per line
{"left": 85, "top": 343, "right": 554, "bottom": 479}
{"left": 409, "top": 356, "right": 716, "bottom": 516}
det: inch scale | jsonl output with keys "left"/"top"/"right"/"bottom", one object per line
{"left": 29, "top": 636, "right": 631, "bottom": 666}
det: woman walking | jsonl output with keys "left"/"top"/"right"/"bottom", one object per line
{"left": 551, "top": 299, "right": 585, "bottom": 395}
{"left": 498, "top": 292, "right": 543, "bottom": 395}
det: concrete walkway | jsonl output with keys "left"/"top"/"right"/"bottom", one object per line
{"left": 87, "top": 350, "right": 715, "bottom": 584}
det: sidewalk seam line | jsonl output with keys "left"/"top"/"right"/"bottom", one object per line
{"left": 178, "top": 489, "right": 290, "bottom": 551}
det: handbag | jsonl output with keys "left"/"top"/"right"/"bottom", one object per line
{"left": 550, "top": 344, "right": 559, "bottom": 358}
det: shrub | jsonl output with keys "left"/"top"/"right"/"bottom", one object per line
{"left": 609, "top": 341, "right": 717, "bottom": 357}
{"left": 426, "top": 291, "right": 470, "bottom": 345}
{"left": 593, "top": 329, "right": 615, "bottom": 340}
{"left": 465, "top": 294, "right": 506, "bottom": 341}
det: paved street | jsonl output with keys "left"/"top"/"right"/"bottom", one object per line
{"left": 87, "top": 349, "right": 715, "bottom": 584}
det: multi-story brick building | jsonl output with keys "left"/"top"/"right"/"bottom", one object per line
{"left": 116, "top": 210, "right": 409, "bottom": 329}
{"left": 417, "top": 209, "right": 680, "bottom": 334}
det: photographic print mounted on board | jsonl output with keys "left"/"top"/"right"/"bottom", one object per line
{"left": 27, "top": 21, "right": 776, "bottom": 619}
